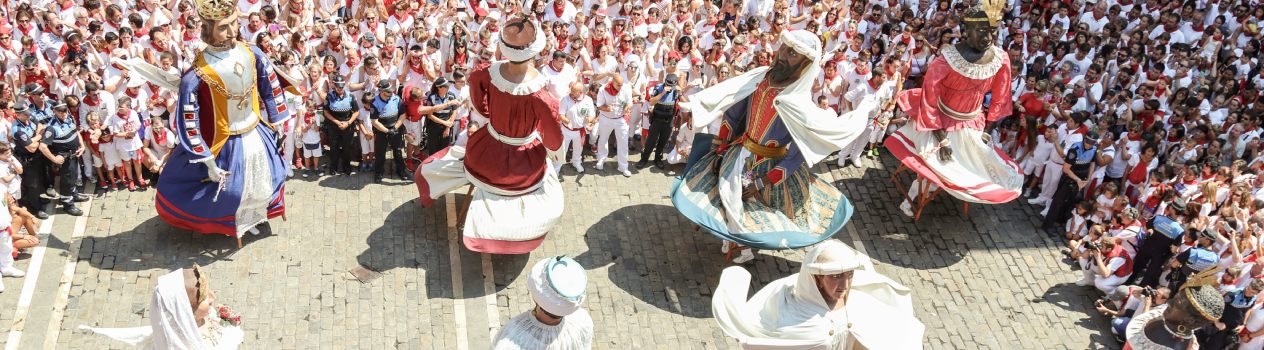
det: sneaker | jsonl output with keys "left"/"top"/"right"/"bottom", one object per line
{"left": 1027, "top": 197, "right": 1046, "bottom": 205}
{"left": 1, "top": 268, "right": 26, "bottom": 278}
{"left": 867, "top": 149, "right": 879, "bottom": 158}
{"left": 621, "top": 170, "right": 632, "bottom": 177}
{"left": 350, "top": 169, "right": 358, "bottom": 176}
{"left": 635, "top": 160, "right": 649, "bottom": 169}
{"left": 301, "top": 171, "right": 309, "bottom": 178}
{"left": 127, "top": 181, "right": 137, "bottom": 192}
{"left": 63, "top": 205, "right": 84, "bottom": 216}
{"left": 732, "top": 249, "right": 756, "bottom": 264}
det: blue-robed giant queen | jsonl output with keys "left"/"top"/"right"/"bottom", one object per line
{"left": 672, "top": 30, "right": 898, "bottom": 262}
{"left": 155, "top": 0, "right": 290, "bottom": 238}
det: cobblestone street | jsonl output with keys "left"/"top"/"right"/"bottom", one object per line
{"left": 1, "top": 152, "right": 1115, "bottom": 349}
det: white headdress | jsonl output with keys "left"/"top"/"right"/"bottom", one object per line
{"left": 685, "top": 30, "right": 879, "bottom": 167}
{"left": 528, "top": 256, "right": 588, "bottom": 317}
{"left": 81, "top": 270, "right": 206, "bottom": 349}
{"left": 499, "top": 19, "right": 547, "bottom": 62}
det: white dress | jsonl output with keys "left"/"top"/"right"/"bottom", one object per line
{"left": 491, "top": 309, "right": 594, "bottom": 350}
{"left": 1244, "top": 303, "right": 1264, "bottom": 350}
{"left": 203, "top": 46, "right": 274, "bottom": 236}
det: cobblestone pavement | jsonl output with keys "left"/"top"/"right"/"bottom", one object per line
{"left": 0, "top": 151, "right": 1116, "bottom": 349}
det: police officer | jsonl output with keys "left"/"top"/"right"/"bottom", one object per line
{"left": 24, "top": 83, "right": 54, "bottom": 125}
{"left": 1043, "top": 130, "right": 1099, "bottom": 229}
{"left": 38, "top": 102, "right": 89, "bottom": 216}
{"left": 421, "top": 77, "right": 460, "bottom": 156}
{"left": 639, "top": 73, "right": 687, "bottom": 169}
{"left": 11, "top": 104, "right": 50, "bottom": 219}
{"left": 323, "top": 74, "right": 360, "bottom": 175}
{"left": 370, "top": 79, "right": 406, "bottom": 182}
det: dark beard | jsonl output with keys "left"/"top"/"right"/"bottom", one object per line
{"left": 768, "top": 60, "right": 804, "bottom": 85}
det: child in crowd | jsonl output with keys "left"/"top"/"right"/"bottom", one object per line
{"left": 143, "top": 116, "right": 175, "bottom": 175}
{"left": 107, "top": 96, "right": 146, "bottom": 191}
{"left": 84, "top": 113, "right": 113, "bottom": 192}
{"left": 1066, "top": 200, "right": 1095, "bottom": 240}
{"left": 302, "top": 103, "right": 324, "bottom": 178}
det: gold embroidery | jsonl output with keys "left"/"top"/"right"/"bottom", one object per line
{"left": 941, "top": 45, "right": 1004, "bottom": 80}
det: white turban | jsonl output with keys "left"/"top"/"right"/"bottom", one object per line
{"left": 779, "top": 30, "right": 823, "bottom": 63}
{"left": 499, "top": 19, "right": 547, "bottom": 62}
{"left": 528, "top": 256, "right": 588, "bottom": 317}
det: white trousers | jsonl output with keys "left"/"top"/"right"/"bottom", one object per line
{"left": 902, "top": 177, "right": 940, "bottom": 206}
{"left": 839, "top": 127, "right": 872, "bottom": 165}
{"left": 1036, "top": 162, "right": 1063, "bottom": 203}
{"left": 0, "top": 228, "right": 14, "bottom": 271}
{"left": 1080, "top": 257, "right": 1129, "bottom": 294}
{"left": 595, "top": 117, "right": 629, "bottom": 171}
{"left": 556, "top": 128, "right": 584, "bottom": 172}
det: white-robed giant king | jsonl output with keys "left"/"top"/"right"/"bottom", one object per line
{"left": 712, "top": 240, "right": 924, "bottom": 349}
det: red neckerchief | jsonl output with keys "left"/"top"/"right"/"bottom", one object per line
{"left": 124, "top": 88, "right": 139, "bottom": 99}
{"left": 1128, "top": 133, "right": 1142, "bottom": 142}
{"left": 153, "top": 126, "right": 168, "bottom": 144}
{"left": 1193, "top": 24, "right": 1205, "bottom": 32}
{"left": 855, "top": 64, "right": 869, "bottom": 75}
{"left": 824, "top": 69, "right": 838, "bottom": 81}
{"left": 59, "top": 1, "right": 73, "bottom": 11}
{"left": 867, "top": 78, "right": 880, "bottom": 90}
{"left": 553, "top": 2, "right": 565, "bottom": 17}
{"left": 825, "top": 17, "right": 837, "bottom": 27}
{"left": 290, "top": 1, "right": 304, "bottom": 14}
{"left": 246, "top": 0, "right": 260, "bottom": 4}
{"left": 183, "top": 31, "right": 197, "bottom": 42}
{"left": 409, "top": 60, "right": 424, "bottom": 75}
{"left": 453, "top": 51, "right": 467, "bottom": 66}
{"left": 83, "top": 94, "right": 100, "bottom": 107}
{"left": 148, "top": 84, "right": 161, "bottom": 96}
{"left": 366, "top": 21, "right": 378, "bottom": 33}
{"left": 152, "top": 41, "right": 166, "bottom": 53}
{"left": 604, "top": 83, "right": 620, "bottom": 96}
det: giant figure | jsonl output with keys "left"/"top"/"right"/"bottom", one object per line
{"left": 415, "top": 15, "right": 564, "bottom": 254}
{"left": 146, "top": 0, "right": 292, "bottom": 240}
{"left": 673, "top": 30, "right": 897, "bottom": 263}
{"left": 883, "top": 0, "right": 1023, "bottom": 216}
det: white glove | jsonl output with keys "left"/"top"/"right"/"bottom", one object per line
{"left": 202, "top": 158, "right": 229, "bottom": 183}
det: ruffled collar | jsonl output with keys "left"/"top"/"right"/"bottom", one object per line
{"left": 941, "top": 45, "right": 1005, "bottom": 80}
{"left": 488, "top": 62, "right": 548, "bottom": 96}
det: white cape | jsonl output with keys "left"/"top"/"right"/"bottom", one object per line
{"left": 712, "top": 246, "right": 924, "bottom": 349}
{"left": 681, "top": 66, "right": 894, "bottom": 168}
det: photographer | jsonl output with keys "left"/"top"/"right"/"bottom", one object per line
{"left": 639, "top": 73, "right": 687, "bottom": 170}
{"left": 1077, "top": 236, "right": 1132, "bottom": 294}
{"left": 370, "top": 79, "right": 407, "bottom": 183}
{"left": 1094, "top": 285, "right": 1169, "bottom": 339}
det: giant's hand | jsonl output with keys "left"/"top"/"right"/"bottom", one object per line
{"left": 933, "top": 129, "right": 953, "bottom": 163}
{"left": 202, "top": 158, "right": 229, "bottom": 183}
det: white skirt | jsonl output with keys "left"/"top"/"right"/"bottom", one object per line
{"left": 885, "top": 125, "right": 1024, "bottom": 204}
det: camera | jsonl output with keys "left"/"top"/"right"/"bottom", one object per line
{"left": 1141, "top": 287, "right": 1156, "bottom": 297}
{"left": 1085, "top": 241, "right": 1103, "bottom": 251}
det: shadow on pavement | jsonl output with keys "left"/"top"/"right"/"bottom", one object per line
{"left": 81, "top": 216, "right": 276, "bottom": 272}
{"left": 826, "top": 152, "right": 1063, "bottom": 270}
{"left": 355, "top": 193, "right": 527, "bottom": 299}
{"left": 575, "top": 203, "right": 799, "bottom": 318}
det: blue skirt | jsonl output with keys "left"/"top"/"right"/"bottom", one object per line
{"left": 670, "top": 134, "right": 853, "bottom": 250}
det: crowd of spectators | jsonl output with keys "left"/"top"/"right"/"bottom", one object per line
{"left": 0, "top": 0, "right": 1262, "bottom": 347}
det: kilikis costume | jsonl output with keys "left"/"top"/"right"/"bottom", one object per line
{"left": 415, "top": 19, "right": 564, "bottom": 254}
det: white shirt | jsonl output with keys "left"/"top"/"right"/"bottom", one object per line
{"left": 597, "top": 86, "right": 632, "bottom": 120}
{"left": 541, "top": 63, "right": 578, "bottom": 102}
{"left": 560, "top": 95, "right": 595, "bottom": 130}
{"left": 106, "top": 111, "right": 144, "bottom": 152}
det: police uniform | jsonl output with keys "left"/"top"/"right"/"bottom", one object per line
{"left": 11, "top": 108, "right": 50, "bottom": 217}
{"left": 639, "top": 75, "right": 680, "bottom": 169}
{"left": 324, "top": 82, "right": 359, "bottom": 175}
{"left": 423, "top": 82, "right": 458, "bottom": 156}
{"left": 371, "top": 84, "right": 407, "bottom": 181}
{"left": 43, "top": 110, "right": 87, "bottom": 215}
{"left": 1043, "top": 137, "right": 1098, "bottom": 229}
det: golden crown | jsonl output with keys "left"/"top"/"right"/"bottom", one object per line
{"left": 195, "top": 0, "right": 236, "bottom": 21}
{"left": 964, "top": 0, "right": 1004, "bottom": 26}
